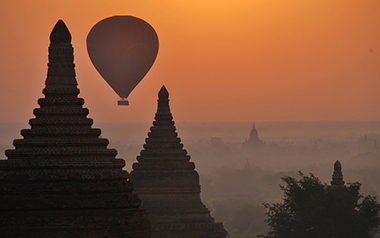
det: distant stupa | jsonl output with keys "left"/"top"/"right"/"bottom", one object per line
{"left": 0, "top": 20, "right": 150, "bottom": 237}
{"left": 244, "top": 158, "right": 253, "bottom": 170}
{"left": 242, "top": 122, "right": 264, "bottom": 151}
{"left": 130, "top": 86, "right": 227, "bottom": 238}
{"left": 331, "top": 160, "right": 345, "bottom": 186}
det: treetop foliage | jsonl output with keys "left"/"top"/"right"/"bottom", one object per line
{"left": 259, "top": 172, "right": 380, "bottom": 238}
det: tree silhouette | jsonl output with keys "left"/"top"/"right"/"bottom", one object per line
{"left": 259, "top": 172, "right": 380, "bottom": 238}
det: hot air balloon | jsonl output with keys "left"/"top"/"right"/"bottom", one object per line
{"left": 87, "top": 16, "right": 159, "bottom": 105}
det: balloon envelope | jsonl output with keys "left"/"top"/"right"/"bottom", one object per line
{"left": 87, "top": 16, "right": 159, "bottom": 99}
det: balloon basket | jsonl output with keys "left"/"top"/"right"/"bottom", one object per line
{"left": 118, "top": 100, "right": 129, "bottom": 106}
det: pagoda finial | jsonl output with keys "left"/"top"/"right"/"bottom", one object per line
{"left": 45, "top": 19, "right": 77, "bottom": 91}
{"left": 334, "top": 160, "right": 342, "bottom": 171}
{"left": 156, "top": 85, "right": 171, "bottom": 115}
{"left": 159, "top": 85, "right": 169, "bottom": 99}
{"left": 250, "top": 122, "right": 258, "bottom": 138}
{"left": 50, "top": 20, "right": 71, "bottom": 44}
{"left": 331, "top": 160, "right": 345, "bottom": 186}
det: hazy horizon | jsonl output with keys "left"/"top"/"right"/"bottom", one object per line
{"left": 1, "top": 120, "right": 379, "bottom": 236}
{"left": 1, "top": 121, "right": 379, "bottom": 237}
{"left": 2, "top": 121, "right": 379, "bottom": 166}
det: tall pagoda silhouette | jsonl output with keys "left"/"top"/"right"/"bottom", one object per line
{"left": 130, "top": 86, "right": 227, "bottom": 238}
{"left": 0, "top": 20, "right": 150, "bottom": 237}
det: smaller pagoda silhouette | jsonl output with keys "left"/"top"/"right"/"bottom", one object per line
{"left": 130, "top": 86, "right": 227, "bottom": 238}
{"left": 331, "top": 160, "right": 345, "bottom": 186}
{"left": 0, "top": 20, "right": 150, "bottom": 237}
{"left": 242, "top": 122, "right": 264, "bottom": 152}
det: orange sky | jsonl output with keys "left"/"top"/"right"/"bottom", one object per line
{"left": 0, "top": 0, "right": 379, "bottom": 123}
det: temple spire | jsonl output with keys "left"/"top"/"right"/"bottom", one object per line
{"left": 156, "top": 85, "right": 171, "bottom": 115}
{"left": 50, "top": 20, "right": 72, "bottom": 43}
{"left": 331, "top": 160, "right": 345, "bottom": 186}
{"left": 244, "top": 158, "right": 252, "bottom": 170}
{"left": 250, "top": 122, "right": 259, "bottom": 139}
{"left": 130, "top": 86, "right": 227, "bottom": 238}
{"left": 45, "top": 20, "right": 77, "bottom": 91}
{"left": 242, "top": 122, "right": 264, "bottom": 151}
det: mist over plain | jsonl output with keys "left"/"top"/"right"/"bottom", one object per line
{"left": 1, "top": 121, "right": 379, "bottom": 237}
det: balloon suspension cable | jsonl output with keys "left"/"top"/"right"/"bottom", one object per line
{"left": 117, "top": 98, "right": 129, "bottom": 106}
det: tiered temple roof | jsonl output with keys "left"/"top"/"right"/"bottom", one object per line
{"left": 130, "top": 86, "right": 227, "bottom": 238}
{"left": 0, "top": 20, "right": 150, "bottom": 237}
{"left": 331, "top": 160, "right": 345, "bottom": 186}
{"left": 242, "top": 122, "right": 264, "bottom": 151}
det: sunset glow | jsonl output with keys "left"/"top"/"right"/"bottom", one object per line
{"left": 0, "top": 0, "right": 379, "bottom": 122}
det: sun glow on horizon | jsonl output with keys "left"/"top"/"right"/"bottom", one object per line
{"left": 0, "top": 0, "right": 379, "bottom": 123}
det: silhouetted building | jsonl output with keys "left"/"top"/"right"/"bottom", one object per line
{"left": 331, "top": 160, "right": 345, "bottom": 186}
{"left": 0, "top": 20, "right": 150, "bottom": 237}
{"left": 244, "top": 158, "right": 252, "bottom": 170}
{"left": 130, "top": 86, "right": 227, "bottom": 238}
{"left": 242, "top": 122, "right": 264, "bottom": 151}
{"left": 358, "top": 135, "right": 377, "bottom": 152}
